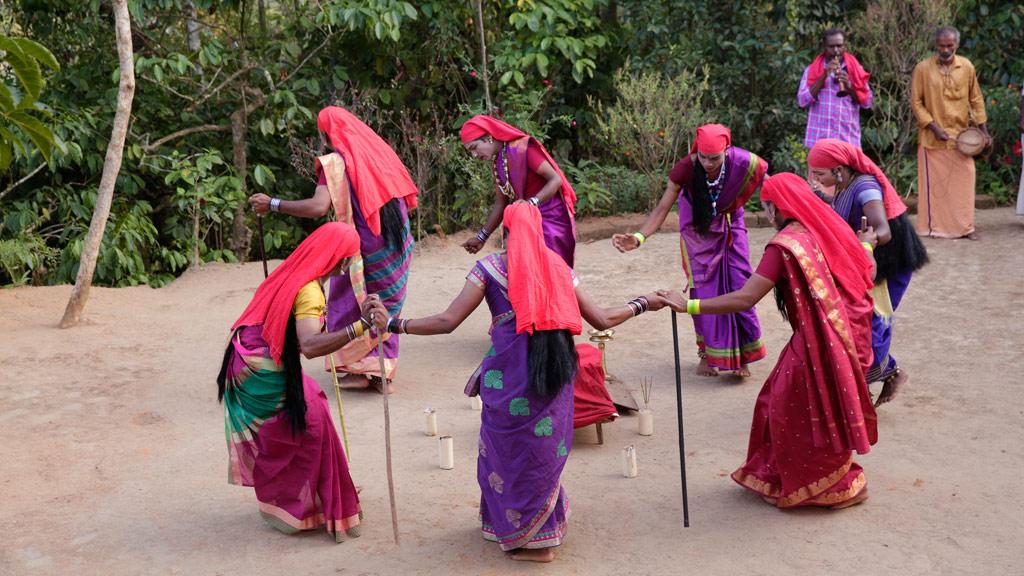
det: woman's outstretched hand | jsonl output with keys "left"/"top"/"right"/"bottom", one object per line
{"left": 656, "top": 289, "right": 689, "bottom": 313}
{"left": 611, "top": 233, "right": 640, "bottom": 253}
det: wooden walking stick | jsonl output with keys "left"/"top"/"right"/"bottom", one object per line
{"left": 256, "top": 215, "right": 269, "bottom": 278}
{"left": 671, "top": 311, "right": 691, "bottom": 527}
{"left": 371, "top": 305, "right": 400, "bottom": 545}
{"left": 327, "top": 351, "right": 352, "bottom": 459}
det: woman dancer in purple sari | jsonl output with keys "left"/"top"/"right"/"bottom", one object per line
{"left": 614, "top": 124, "right": 768, "bottom": 377}
{"left": 369, "top": 203, "right": 671, "bottom": 562}
{"left": 249, "top": 107, "right": 418, "bottom": 393}
{"left": 460, "top": 115, "right": 578, "bottom": 267}
{"left": 808, "top": 139, "right": 928, "bottom": 406}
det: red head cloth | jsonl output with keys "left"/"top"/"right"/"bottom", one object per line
{"left": 761, "top": 173, "right": 873, "bottom": 297}
{"left": 459, "top": 115, "right": 578, "bottom": 215}
{"left": 503, "top": 203, "right": 582, "bottom": 336}
{"left": 807, "top": 139, "right": 907, "bottom": 219}
{"left": 806, "top": 52, "right": 871, "bottom": 105}
{"left": 232, "top": 222, "right": 360, "bottom": 364}
{"left": 316, "top": 106, "right": 419, "bottom": 236}
{"left": 690, "top": 123, "right": 732, "bottom": 155}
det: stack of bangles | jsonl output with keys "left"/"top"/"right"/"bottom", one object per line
{"left": 860, "top": 241, "right": 874, "bottom": 253}
{"left": 344, "top": 319, "right": 370, "bottom": 341}
{"left": 686, "top": 298, "right": 701, "bottom": 315}
{"left": 527, "top": 196, "right": 541, "bottom": 207}
{"left": 631, "top": 231, "right": 647, "bottom": 246}
{"left": 269, "top": 197, "right": 282, "bottom": 212}
{"left": 626, "top": 296, "right": 649, "bottom": 316}
{"left": 385, "top": 317, "right": 410, "bottom": 334}
{"left": 475, "top": 227, "right": 491, "bottom": 244}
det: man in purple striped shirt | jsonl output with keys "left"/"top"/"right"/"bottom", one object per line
{"left": 797, "top": 29, "right": 873, "bottom": 149}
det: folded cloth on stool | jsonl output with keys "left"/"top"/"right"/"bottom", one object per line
{"left": 573, "top": 343, "right": 619, "bottom": 429}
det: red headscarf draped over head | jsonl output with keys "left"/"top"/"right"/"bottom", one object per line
{"left": 806, "top": 52, "right": 871, "bottom": 105}
{"left": 459, "top": 115, "right": 578, "bottom": 215}
{"left": 232, "top": 222, "right": 360, "bottom": 364}
{"left": 503, "top": 203, "right": 582, "bottom": 336}
{"left": 690, "top": 124, "right": 732, "bottom": 155}
{"left": 316, "top": 106, "right": 419, "bottom": 236}
{"left": 807, "top": 139, "right": 907, "bottom": 218}
{"left": 761, "top": 173, "right": 873, "bottom": 296}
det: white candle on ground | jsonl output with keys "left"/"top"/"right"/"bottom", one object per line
{"left": 439, "top": 436, "right": 454, "bottom": 470}
{"left": 638, "top": 409, "right": 654, "bottom": 436}
{"left": 623, "top": 445, "right": 638, "bottom": 478}
{"left": 425, "top": 408, "right": 437, "bottom": 436}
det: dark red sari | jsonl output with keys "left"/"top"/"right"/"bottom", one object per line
{"left": 732, "top": 222, "right": 877, "bottom": 508}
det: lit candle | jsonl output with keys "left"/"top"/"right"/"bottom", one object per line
{"left": 622, "top": 445, "right": 638, "bottom": 478}
{"left": 424, "top": 408, "right": 437, "bottom": 436}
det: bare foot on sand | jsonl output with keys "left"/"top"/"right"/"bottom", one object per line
{"left": 696, "top": 357, "right": 718, "bottom": 377}
{"left": 831, "top": 488, "right": 869, "bottom": 509}
{"left": 510, "top": 548, "right": 555, "bottom": 563}
{"left": 761, "top": 495, "right": 778, "bottom": 506}
{"left": 370, "top": 376, "right": 395, "bottom": 395}
{"left": 734, "top": 364, "right": 751, "bottom": 378}
{"left": 875, "top": 369, "right": 908, "bottom": 407}
{"left": 965, "top": 232, "right": 979, "bottom": 241}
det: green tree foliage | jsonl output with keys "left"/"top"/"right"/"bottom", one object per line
{"left": 0, "top": 0, "right": 1020, "bottom": 287}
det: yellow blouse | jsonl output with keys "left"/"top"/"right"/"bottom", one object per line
{"left": 293, "top": 281, "right": 326, "bottom": 320}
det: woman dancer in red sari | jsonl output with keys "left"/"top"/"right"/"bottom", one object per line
{"left": 663, "top": 173, "right": 878, "bottom": 508}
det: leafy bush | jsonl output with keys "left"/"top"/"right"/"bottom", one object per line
{"left": 564, "top": 160, "right": 647, "bottom": 217}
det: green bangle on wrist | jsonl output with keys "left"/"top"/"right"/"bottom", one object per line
{"left": 861, "top": 241, "right": 874, "bottom": 253}
{"left": 686, "top": 299, "right": 701, "bottom": 315}
{"left": 632, "top": 231, "right": 647, "bottom": 246}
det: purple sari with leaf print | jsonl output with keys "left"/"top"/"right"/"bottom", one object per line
{"left": 465, "top": 253, "right": 571, "bottom": 551}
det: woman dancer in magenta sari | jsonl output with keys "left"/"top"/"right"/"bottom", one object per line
{"left": 216, "top": 222, "right": 389, "bottom": 541}
{"left": 614, "top": 124, "right": 767, "bottom": 377}
{"left": 663, "top": 174, "right": 878, "bottom": 509}
{"left": 249, "top": 106, "right": 418, "bottom": 392}
{"left": 460, "top": 115, "right": 578, "bottom": 267}
{"left": 369, "top": 203, "right": 671, "bottom": 562}
{"left": 808, "top": 139, "right": 928, "bottom": 406}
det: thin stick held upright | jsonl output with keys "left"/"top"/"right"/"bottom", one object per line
{"left": 373, "top": 310, "right": 400, "bottom": 544}
{"left": 256, "top": 215, "right": 268, "bottom": 278}
{"left": 671, "top": 311, "right": 691, "bottom": 527}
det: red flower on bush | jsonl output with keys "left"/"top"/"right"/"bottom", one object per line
{"left": 470, "top": 70, "right": 478, "bottom": 78}
{"left": 1012, "top": 140, "right": 1022, "bottom": 157}
{"left": 542, "top": 79, "right": 551, "bottom": 87}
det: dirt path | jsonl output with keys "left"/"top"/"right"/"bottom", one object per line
{"left": 2, "top": 209, "right": 1022, "bottom": 575}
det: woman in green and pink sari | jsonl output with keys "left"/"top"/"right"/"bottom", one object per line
{"left": 614, "top": 124, "right": 768, "bottom": 378}
{"left": 369, "top": 203, "right": 672, "bottom": 562}
{"left": 216, "top": 222, "right": 388, "bottom": 542}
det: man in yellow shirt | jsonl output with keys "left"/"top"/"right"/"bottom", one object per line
{"left": 911, "top": 26, "right": 990, "bottom": 240}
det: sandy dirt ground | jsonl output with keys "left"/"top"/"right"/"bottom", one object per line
{"left": 1, "top": 208, "right": 1022, "bottom": 576}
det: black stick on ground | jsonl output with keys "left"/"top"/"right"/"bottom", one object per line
{"left": 671, "top": 311, "right": 691, "bottom": 527}
{"left": 256, "top": 216, "right": 269, "bottom": 278}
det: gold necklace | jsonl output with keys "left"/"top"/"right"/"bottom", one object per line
{"left": 492, "top": 143, "right": 516, "bottom": 202}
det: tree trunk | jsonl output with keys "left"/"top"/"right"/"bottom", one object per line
{"left": 474, "top": 0, "right": 492, "bottom": 113}
{"left": 184, "top": 1, "right": 201, "bottom": 52}
{"left": 60, "top": 0, "right": 135, "bottom": 328}
{"left": 229, "top": 106, "right": 252, "bottom": 261}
